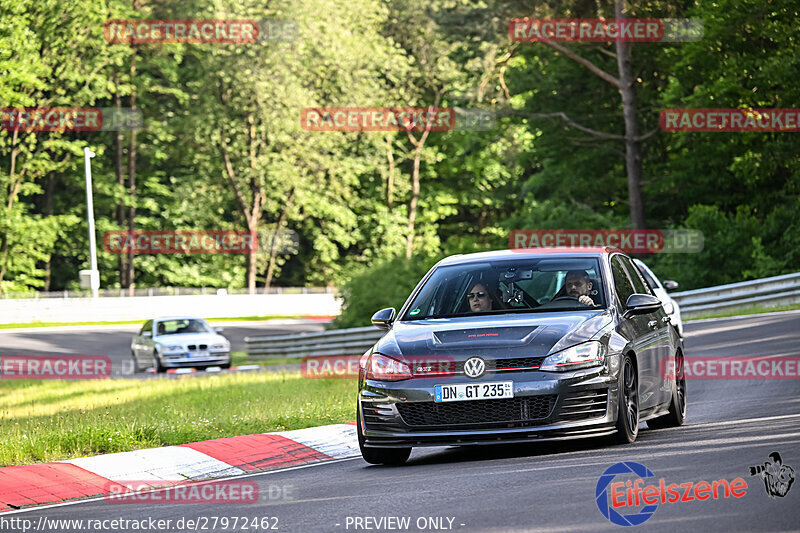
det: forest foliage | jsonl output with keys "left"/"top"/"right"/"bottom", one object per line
{"left": 1, "top": 0, "right": 798, "bottom": 322}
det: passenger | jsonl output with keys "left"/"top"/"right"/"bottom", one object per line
{"left": 466, "top": 282, "right": 503, "bottom": 312}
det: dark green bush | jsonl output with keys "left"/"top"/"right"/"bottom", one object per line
{"left": 333, "top": 252, "right": 443, "bottom": 329}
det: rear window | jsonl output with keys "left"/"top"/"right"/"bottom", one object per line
{"left": 402, "top": 258, "right": 606, "bottom": 320}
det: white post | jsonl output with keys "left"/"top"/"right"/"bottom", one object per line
{"left": 84, "top": 147, "right": 99, "bottom": 298}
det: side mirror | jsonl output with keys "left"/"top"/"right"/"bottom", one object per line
{"left": 623, "top": 294, "right": 662, "bottom": 318}
{"left": 371, "top": 307, "right": 396, "bottom": 330}
{"left": 142, "top": 330, "right": 152, "bottom": 338}
{"left": 214, "top": 327, "right": 224, "bottom": 334}
{"left": 663, "top": 280, "right": 679, "bottom": 291}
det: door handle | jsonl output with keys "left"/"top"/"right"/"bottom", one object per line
{"left": 648, "top": 320, "right": 658, "bottom": 329}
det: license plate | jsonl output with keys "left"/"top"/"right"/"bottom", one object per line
{"left": 434, "top": 381, "right": 513, "bottom": 402}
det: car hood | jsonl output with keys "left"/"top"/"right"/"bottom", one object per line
{"left": 374, "top": 309, "right": 613, "bottom": 361}
{"left": 154, "top": 333, "right": 226, "bottom": 346}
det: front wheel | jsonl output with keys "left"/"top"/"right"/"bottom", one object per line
{"left": 357, "top": 410, "right": 410, "bottom": 465}
{"left": 647, "top": 351, "right": 686, "bottom": 429}
{"left": 612, "top": 354, "right": 639, "bottom": 444}
{"left": 154, "top": 351, "right": 166, "bottom": 373}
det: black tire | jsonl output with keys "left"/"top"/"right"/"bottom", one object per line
{"left": 220, "top": 361, "right": 231, "bottom": 369}
{"left": 612, "top": 354, "right": 639, "bottom": 444}
{"left": 154, "top": 350, "right": 166, "bottom": 373}
{"left": 357, "top": 409, "right": 411, "bottom": 465}
{"left": 647, "top": 351, "right": 686, "bottom": 429}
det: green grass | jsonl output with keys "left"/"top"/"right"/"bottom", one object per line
{"left": 0, "top": 371, "right": 355, "bottom": 466}
{"left": 684, "top": 303, "right": 800, "bottom": 321}
{"left": 0, "top": 315, "right": 332, "bottom": 330}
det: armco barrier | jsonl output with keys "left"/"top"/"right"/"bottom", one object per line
{"left": 246, "top": 327, "right": 384, "bottom": 360}
{"left": 670, "top": 272, "right": 800, "bottom": 317}
{"left": 0, "top": 293, "right": 340, "bottom": 324}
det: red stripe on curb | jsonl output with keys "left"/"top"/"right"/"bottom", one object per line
{"left": 179, "top": 434, "right": 330, "bottom": 472}
{"left": 0, "top": 463, "right": 122, "bottom": 511}
{"left": 307, "top": 316, "right": 334, "bottom": 322}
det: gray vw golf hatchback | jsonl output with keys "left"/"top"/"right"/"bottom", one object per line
{"left": 357, "top": 248, "right": 686, "bottom": 465}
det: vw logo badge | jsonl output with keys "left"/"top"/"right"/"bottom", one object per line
{"left": 464, "top": 357, "right": 485, "bottom": 378}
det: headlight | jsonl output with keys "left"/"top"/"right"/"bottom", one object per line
{"left": 211, "top": 343, "right": 228, "bottom": 350}
{"left": 540, "top": 341, "right": 606, "bottom": 372}
{"left": 365, "top": 353, "right": 413, "bottom": 381}
{"left": 663, "top": 301, "right": 675, "bottom": 315}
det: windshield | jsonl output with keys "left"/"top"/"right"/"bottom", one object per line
{"left": 402, "top": 258, "right": 606, "bottom": 320}
{"left": 155, "top": 319, "right": 211, "bottom": 336}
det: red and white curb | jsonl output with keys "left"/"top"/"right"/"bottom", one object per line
{"left": 0, "top": 423, "right": 358, "bottom": 512}
{"left": 161, "top": 365, "right": 263, "bottom": 374}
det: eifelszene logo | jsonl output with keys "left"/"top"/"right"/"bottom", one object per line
{"left": 749, "top": 452, "right": 795, "bottom": 498}
{"left": 596, "top": 461, "right": 748, "bottom": 527}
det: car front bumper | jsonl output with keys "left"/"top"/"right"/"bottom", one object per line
{"left": 161, "top": 351, "right": 230, "bottom": 367}
{"left": 359, "top": 364, "right": 621, "bottom": 448}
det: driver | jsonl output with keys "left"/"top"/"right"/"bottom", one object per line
{"left": 564, "top": 270, "right": 597, "bottom": 307}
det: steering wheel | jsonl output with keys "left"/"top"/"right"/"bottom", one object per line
{"left": 552, "top": 295, "right": 580, "bottom": 302}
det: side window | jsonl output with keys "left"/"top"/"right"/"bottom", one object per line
{"left": 611, "top": 256, "right": 635, "bottom": 307}
{"left": 139, "top": 320, "right": 152, "bottom": 335}
{"left": 621, "top": 257, "right": 654, "bottom": 296}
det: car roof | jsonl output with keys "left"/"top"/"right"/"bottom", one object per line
{"left": 436, "top": 247, "right": 623, "bottom": 267}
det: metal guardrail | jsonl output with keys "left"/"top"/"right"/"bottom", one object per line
{"left": 670, "top": 272, "right": 800, "bottom": 316}
{"left": 244, "top": 272, "right": 800, "bottom": 358}
{"left": 1, "top": 286, "right": 335, "bottom": 299}
{"left": 245, "top": 326, "right": 385, "bottom": 360}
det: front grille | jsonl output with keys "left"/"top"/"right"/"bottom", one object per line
{"left": 493, "top": 357, "right": 545, "bottom": 370}
{"left": 557, "top": 390, "right": 608, "bottom": 421}
{"left": 397, "top": 395, "right": 557, "bottom": 428}
{"left": 450, "top": 357, "right": 545, "bottom": 373}
{"left": 186, "top": 344, "right": 208, "bottom": 351}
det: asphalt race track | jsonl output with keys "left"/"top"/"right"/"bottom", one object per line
{"left": 0, "top": 320, "right": 324, "bottom": 377}
{"left": 3, "top": 311, "right": 800, "bottom": 532}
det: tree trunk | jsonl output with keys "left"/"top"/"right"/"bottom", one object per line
{"left": 127, "top": 49, "right": 137, "bottom": 295}
{"left": 263, "top": 189, "right": 295, "bottom": 293}
{"left": 406, "top": 142, "right": 422, "bottom": 259}
{"left": 114, "top": 82, "right": 128, "bottom": 287}
{"left": 219, "top": 117, "right": 264, "bottom": 295}
{"left": 615, "top": 0, "right": 645, "bottom": 229}
{"left": 386, "top": 136, "right": 395, "bottom": 212}
{"left": 405, "top": 95, "right": 440, "bottom": 259}
{"left": 42, "top": 172, "right": 55, "bottom": 291}
{"left": 0, "top": 127, "right": 21, "bottom": 286}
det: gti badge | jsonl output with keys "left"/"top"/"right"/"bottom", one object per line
{"left": 464, "top": 357, "right": 486, "bottom": 378}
